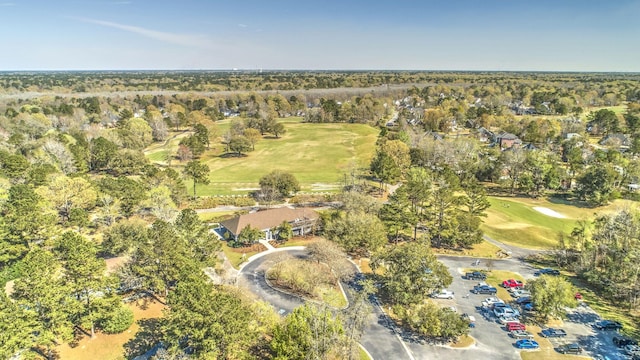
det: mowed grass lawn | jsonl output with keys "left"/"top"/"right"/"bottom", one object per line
{"left": 144, "top": 131, "right": 191, "bottom": 163}
{"left": 157, "top": 118, "right": 379, "bottom": 195}
{"left": 482, "top": 196, "right": 637, "bottom": 250}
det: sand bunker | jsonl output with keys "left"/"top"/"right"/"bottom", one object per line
{"left": 533, "top": 207, "right": 567, "bottom": 218}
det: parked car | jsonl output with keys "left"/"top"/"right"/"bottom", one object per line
{"left": 494, "top": 306, "right": 520, "bottom": 318}
{"left": 515, "top": 339, "right": 539, "bottom": 349}
{"left": 613, "top": 336, "right": 638, "bottom": 347}
{"left": 472, "top": 285, "right": 498, "bottom": 295}
{"left": 541, "top": 328, "right": 567, "bottom": 338}
{"left": 594, "top": 320, "right": 623, "bottom": 330}
{"left": 502, "top": 279, "right": 525, "bottom": 288}
{"left": 522, "top": 302, "right": 535, "bottom": 312}
{"left": 534, "top": 268, "right": 560, "bottom": 276}
{"left": 506, "top": 322, "right": 526, "bottom": 331}
{"left": 499, "top": 315, "right": 520, "bottom": 324}
{"left": 431, "top": 289, "right": 455, "bottom": 299}
{"left": 481, "top": 297, "right": 504, "bottom": 308}
{"left": 511, "top": 289, "right": 531, "bottom": 298}
{"left": 510, "top": 330, "right": 534, "bottom": 340}
{"left": 557, "top": 343, "right": 583, "bottom": 354}
{"left": 516, "top": 296, "right": 532, "bottom": 305}
{"left": 493, "top": 302, "right": 508, "bottom": 309}
{"left": 574, "top": 292, "right": 583, "bottom": 300}
{"left": 625, "top": 344, "right": 640, "bottom": 356}
{"left": 465, "top": 271, "right": 487, "bottom": 280}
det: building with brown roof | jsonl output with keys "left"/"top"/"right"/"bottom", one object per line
{"left": 219, "top": 207, "right": 319, "bottom": 241}
{"left": 495, "top": 131, "right": 522, "bottom": 149}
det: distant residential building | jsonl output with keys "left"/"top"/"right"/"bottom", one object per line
{"left": 477, "top": 127, "right": 495, "bottom": 143}
{"left": 599, "top": 133, "right": 631, "bottom": 149}
{"left": 495, "top": 132, "right": 522, "bottom": 149}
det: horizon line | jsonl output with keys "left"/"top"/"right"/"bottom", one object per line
{"left": 1, "top": 68, "right": 639, "bottom": 74}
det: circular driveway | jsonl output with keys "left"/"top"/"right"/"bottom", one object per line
{"left": 237, "top": 249, "right": 412, "bottom": 359}
{"left": 236, "top": 247, "right": 621, "bottom": 360}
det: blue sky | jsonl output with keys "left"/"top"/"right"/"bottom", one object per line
{"left": 0, "top": 0, "right": 639, "bottom": 71}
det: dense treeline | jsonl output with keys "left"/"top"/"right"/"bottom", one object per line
{"left": 1, "top": 70, "right": 639, "bottom": 94}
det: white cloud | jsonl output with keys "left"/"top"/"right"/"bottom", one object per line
{"left": 0, "top": 2, "right": 15, "bottom": 6}
{"left": 238, "top": 23, "right": 248, "bottom": 28}
{"left": 74, "top": 17, "right": 207, "bottom": 48}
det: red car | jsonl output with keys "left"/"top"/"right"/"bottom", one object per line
{"left": 506, "top": 322, "right": 526, "bottom": 331}
{"left": 502, "top": 279, "right": 524, "bottom": 288}
{"left": 575, "top": 292, "right": 583, "bottom": 300}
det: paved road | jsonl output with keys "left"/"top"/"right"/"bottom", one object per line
{"left": 237, "top": 249, "right": 411, "bottom": 360}
{"left": 237, "top": 250, "right": 307, "bottom": 316}
{"left": 237, "top": 246, "right": 624, "bottom": 360}
{"left": 236, "top": 248, "right": 540, "bottom": 360}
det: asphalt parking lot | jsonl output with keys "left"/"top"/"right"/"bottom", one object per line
{"left": 239, "top": 249, "right": 632, "bottom": 360}
{"left": 404, "top": 256, "right": 535, "bottom": 360}
{"left": 560, "top": 305, "right": 629, "bottom": 360}
{"left": 416, "top": 256, "right": 632, "bottom": 360}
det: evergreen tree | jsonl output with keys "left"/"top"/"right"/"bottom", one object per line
{"left": 163, "top": 274, "right": 262, "bottom": 359}
{"left": 12, "top": 249, "right": 74, "bottom": 358}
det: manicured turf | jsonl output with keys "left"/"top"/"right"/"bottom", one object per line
{"left": 432, "top": 240, "right": 504, "bottom": 258}
{"left": 482, "top": 197, "right": 578, "bottom": 249}
{"left": 275, "top": 236, "right": 320, "bottom": 248}
{"left": 148, "top": 117, "right": 379, "bottom": 196}
{"left": 144, "top": 131, "right": 191, "bottom": 163}
{"left": 221, "top": 241, "right": 267, "bottom": 269}
{"left": 200, "top": 119, "right": 378, "bottom": 195}
{"left": 482, "top": 196, "right": 638, "bottom": 250}
{"left": 197, "top": 210, "right": 238, "bottom": 223}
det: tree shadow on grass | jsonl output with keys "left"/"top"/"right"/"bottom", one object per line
{"left": 219, "top": 152, "right": 248, "bottom": 158}
{"left": 31, "top": 346, "right": 61, "bottom": 360}
{"left": 547, "top": 194, "right": 593, "bottom": 209}
{"left": 124, "top": 318, "right": 162, "bottom": 359}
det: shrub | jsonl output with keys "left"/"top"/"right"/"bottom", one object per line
{"left": 101, "top": 305, "right": 134, "bottom": 334}
{"left": 266, "top": 259, "right": 335, "bottom": 299}
{"left": 393, "top": 302, "right": 469, "bottom": 340}
{"left": 192, "top": 196, "right": 256, "bottom": 209}
{"left": 0, "top": 261, "right": 23, "bottom": 287}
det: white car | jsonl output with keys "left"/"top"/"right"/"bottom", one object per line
{"left": 431, "top": 289, "right": 455, "bottom": 299}
{"left": 494, "top": 306, "right": 520, "bottom": 318}
{"left": 498, "top": 315, "right": 520, "bottom": 324}
{"left": 481, "top": 297, "right": 505, "bottom": 308}
{"left": 511, "top": 289, "right": 531, "bottom": 298}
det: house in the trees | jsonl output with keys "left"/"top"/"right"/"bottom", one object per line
{"left": 218, "top": 207, "right": 319, "bottom": 241}
{"left": 495, "top": 132, "right": 522, "bottom": 150}
{"left": 477, "top": 127, "right": 495, "bottom": 143}
{"left": 599, "top": 133, "right": 631, "bottom": 150}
